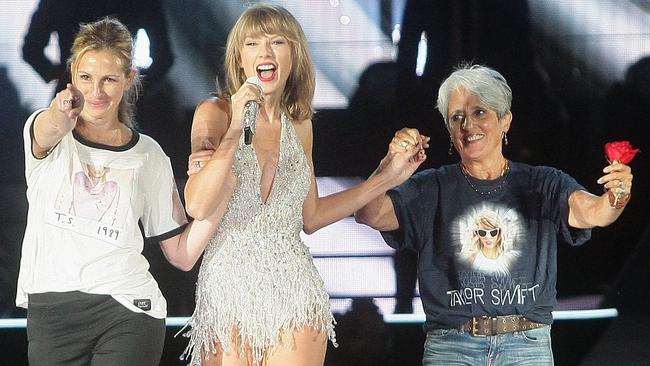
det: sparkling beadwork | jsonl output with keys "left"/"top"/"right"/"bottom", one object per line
{"left": 181, "top": 113, "right": 336, "bottom": 365}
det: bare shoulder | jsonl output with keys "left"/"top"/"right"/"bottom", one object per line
{"left": 291, "top": 118, "right": 313, "bottom": 141}
{"left": 191, "top": 96, "right": 231, "bottom": 151}
{"left": 291, "top": 118, "right": 314, "bottom": 161}
{"left": 193, "top": 97, "right": 230, "bottom": 126}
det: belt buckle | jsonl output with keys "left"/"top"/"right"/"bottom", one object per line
{"left": 471, "top": 316, "right": 499, "bottom": 336}
{"left": 471, "top": 316, "right": 487, "bottom": 337}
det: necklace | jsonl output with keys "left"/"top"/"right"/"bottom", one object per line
{"left": 459, "top": 159, "right": 510, "bottom": 196}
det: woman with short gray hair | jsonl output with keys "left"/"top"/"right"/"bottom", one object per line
{"left": 356, "top": 63, "right": 634, "bottom": 365}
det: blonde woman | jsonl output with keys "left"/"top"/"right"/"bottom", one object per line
{"left": 181, "top": 4, "right": 408, "bottom": 365}
{"left": 19, "top": 17, "right": 219, "bottom": 365}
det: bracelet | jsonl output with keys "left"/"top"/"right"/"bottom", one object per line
{"left": 608, "top": 189, "right": 630, "bottom": 209}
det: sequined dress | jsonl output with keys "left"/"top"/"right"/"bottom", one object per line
{"left": 182, "top": 114, "right": 336, "bottom": 365}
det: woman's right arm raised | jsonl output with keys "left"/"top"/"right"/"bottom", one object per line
{"left": 184, "top": 97, "right": 240, "bottom": 220}
{"left": 32, "top": 83, "right": 84, "bottom": 158}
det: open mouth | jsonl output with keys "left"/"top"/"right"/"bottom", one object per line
{"left": 256, "top": 63, "right": 276, "bottom": 82}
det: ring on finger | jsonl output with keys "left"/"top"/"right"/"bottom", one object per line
{"left": 399, "top": 140, "right": 410, "bottom": 149}
{"left": 62, "top": 99, "right": 72, "bottom": 106}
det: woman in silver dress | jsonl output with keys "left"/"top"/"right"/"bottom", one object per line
{"left": 180, "top": 4, "right": 409, "bottom": 366}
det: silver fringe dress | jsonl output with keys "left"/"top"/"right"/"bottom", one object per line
{"left": 182, "top": 114, "right": 336, "bottom": 365}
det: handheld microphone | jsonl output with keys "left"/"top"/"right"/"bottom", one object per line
{"left": 243, "top": 77, "right": 263, "bottom": 145}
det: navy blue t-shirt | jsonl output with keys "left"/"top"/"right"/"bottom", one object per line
{"left": 381, "top": 162, "right": 591, "bottom": 332}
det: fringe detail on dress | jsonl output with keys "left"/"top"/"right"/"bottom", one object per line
{"left": 178, "top": 113, "right": 336, "bottom": 365}
{"left": 179, "top": 281, "right": 337, "bottom": 365}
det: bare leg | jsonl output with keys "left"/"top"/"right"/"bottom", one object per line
{"left": 264, "top": 327, "right": 327, "bottom": 366}
{"left": 201, "top": 330, "right": 251, "bottom": 366}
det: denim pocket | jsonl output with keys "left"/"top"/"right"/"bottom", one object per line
{"left": 426, "top": 328, "right": 457, "bottom": 339}
{"left": 518, "top": 325, "right": 551, "bottom": 342}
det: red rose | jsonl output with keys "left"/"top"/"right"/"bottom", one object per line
{"left": 605, "top": 141, "right": 640, "bottom": 164}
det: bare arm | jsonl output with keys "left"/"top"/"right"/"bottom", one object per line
{"left": 568, "top": 161, "right": 633, "bottom": 228}
{"left": 299, "top": 125, "right": 428, "bottom": 234}
{"left": 355, "top": 128, "right": 431, "bottom": 231}
{"left": 185, "top": 80, "right": 263, "bottom": 219}
{"left": 32, "top": 84, "right": 84, "bottom": 158}
{"left": 353, "top": 188, "right": 400, "bottom": 232}
{"left": 183, "top": 98, "right": 238, "bottom": 220}
{"left": 160, "top": 97, "right": 242, "bottom": 270}
{"left": 159, "top": 190, "right": 231, "bottom": 271}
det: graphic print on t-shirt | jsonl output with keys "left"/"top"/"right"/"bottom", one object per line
{"left": 456, "top": 204, "right": 521, "bottom": 277}
{"left": 446, "top": 203, "right": 540, "bottom": 309}
{"left": 50, "top": 155, "right": 138, "bottom": 246}
{"left": 71, "top": 164, "right": 119, "bottom": 223}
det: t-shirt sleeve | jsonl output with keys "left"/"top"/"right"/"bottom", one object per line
{"left": 23, "top": 108, "right": 68, "bottom": 183}
{"left": 381, "top": 170, "right": 436, "bottom": 251}
{"left": 141, "top": 146, "right": 188, "bottom": 242}
{"left": 542, "top": 167, "right": 591, "bottom": 246}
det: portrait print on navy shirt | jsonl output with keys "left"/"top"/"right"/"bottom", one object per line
{"left": 383, "top": 163, "right": 592, "bottom": 328}
{"left": 457, "top": 205, "right": 521, "bottom": 276}
{"left": 448, "top": 202, "right": 537, "bottom": 310}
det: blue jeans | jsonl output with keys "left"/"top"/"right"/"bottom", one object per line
{"left": 423, "top": 325, "right": 553, "bottom": 366}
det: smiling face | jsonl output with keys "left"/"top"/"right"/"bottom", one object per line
{"left": 73, "top": 49, "right": 132, "bottom": 124}
{"left": 448, "top": 87, "right": 511, "bottom": 164}
{"left": 240, "top": 33, "right": 293, "bottom": 96}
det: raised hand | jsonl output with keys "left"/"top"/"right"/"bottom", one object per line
{"left": 55, "top": 83, "right": 84, "bottom": 123}
{"left": 229, "top": 79, "right": 264, "bottom": 132}
{"left": 597, "top": 160, "right": 633, "bottom": 208}
{"left": 377, "top": 128, "right": 430, "bottom": 187}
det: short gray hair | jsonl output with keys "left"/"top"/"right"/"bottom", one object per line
{"left": 436, "top": 64, "right": 512, "bottom": 130}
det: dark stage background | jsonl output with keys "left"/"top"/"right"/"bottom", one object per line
{"left": 1, "top": 0, "right": 649, "bottom": 365}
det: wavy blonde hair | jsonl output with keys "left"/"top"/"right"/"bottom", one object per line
{"left": 67, "top": 17, "right": 141, "bottom": 128}
{"left": 224, "top": 4, "right": 315, "bottom": 121}
{"left": 471, "top": 211, "right": 504, "bottom": 256}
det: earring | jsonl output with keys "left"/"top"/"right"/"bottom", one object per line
{"left": 502, "top": 131, "right": 508, "bottom": 146}
{"left": 448, "top": 138, "right": 454, "bottom": 155}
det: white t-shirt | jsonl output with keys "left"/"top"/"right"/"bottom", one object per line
{"left": 16, "top": 109, "right": 187, "bottom": 319}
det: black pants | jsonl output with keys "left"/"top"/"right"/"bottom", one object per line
{"left": 27, "top": 291, "right": 165, "bottom": 366}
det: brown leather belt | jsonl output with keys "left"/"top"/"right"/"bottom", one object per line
{"left": 460, "top": 315, "right": 546, "bottom": 336}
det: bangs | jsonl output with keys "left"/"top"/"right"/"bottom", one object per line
{"left": 236, "top": 7, "right": 297, "bottom": 43}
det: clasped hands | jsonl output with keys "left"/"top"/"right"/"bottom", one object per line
{"left": 389, "top": 128, "right": 430, "bottom": 163}
{"left": 373, "top": 128, "right": 430, "bottom": 186}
